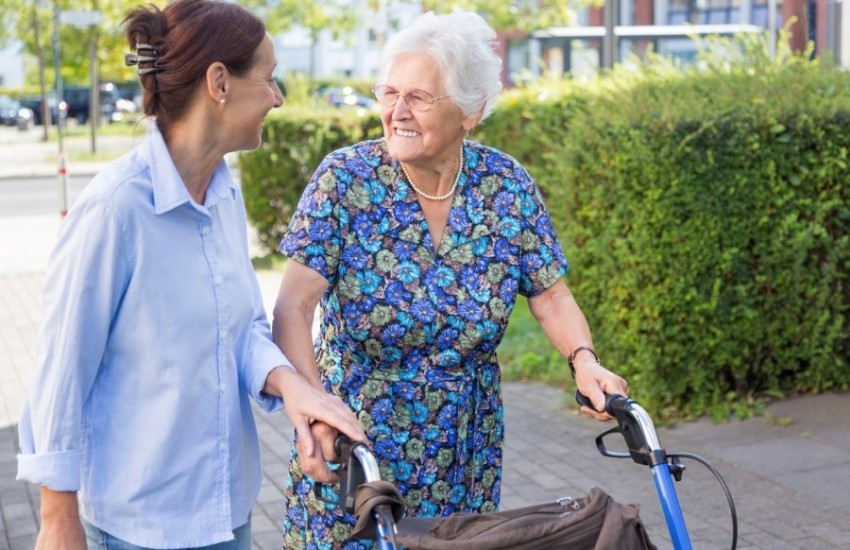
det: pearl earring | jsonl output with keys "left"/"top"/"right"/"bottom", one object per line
{"left": 219, "top": 98, "right": 225, "bottom": 104}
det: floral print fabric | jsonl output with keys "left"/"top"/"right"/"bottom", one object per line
{"left": 278, "top": 139, "right": 568, "bottom": 549}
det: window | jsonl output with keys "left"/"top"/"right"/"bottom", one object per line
{"left": 667, "top": 0, "right": 744, "bottom": 24}
{"left": 507, "top": 39, "right": 530, "bottom": 85}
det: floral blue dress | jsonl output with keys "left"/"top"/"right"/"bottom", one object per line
{"left": 278, "top": 139, "right": 567, "bottom": 549}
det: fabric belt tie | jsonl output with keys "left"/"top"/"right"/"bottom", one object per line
{"left": 361, "top": 355, "right": 497, "bottom": 506}
{"left": 350, "top": 480, "right": 406, "bottom": 539}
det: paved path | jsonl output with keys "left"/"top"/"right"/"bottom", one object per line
{"left": 2, "top": 126, "right": 850, "bottom": 549}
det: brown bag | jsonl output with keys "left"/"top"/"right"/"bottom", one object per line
{"left": 392, "top": 487, "right": 656, "bottom": 550}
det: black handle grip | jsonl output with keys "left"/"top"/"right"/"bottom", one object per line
{"left": 313, "top": 434, "right": 364, "bottom": 514}
{"left": 575, "top": 390, "right": 630, "bottom": 416}
{"left": 334, "top": 434, "right": 353, "bottom": 464}
{"left": 574, "top": 389, "right": 595, "bottom": 410}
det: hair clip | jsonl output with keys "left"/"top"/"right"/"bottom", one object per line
{"left": 125, "top": 43, "right": 164, "bottom": 75}
{"left": 124, "top": 53, "right": 158, "bottom": 66}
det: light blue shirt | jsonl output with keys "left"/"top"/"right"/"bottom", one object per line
{"left": 17, "top": 125, "right": 290, "bottom": 548}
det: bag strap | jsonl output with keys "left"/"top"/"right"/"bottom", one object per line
{"left": 350, "top": 480, "right": 406, "bottom": 539}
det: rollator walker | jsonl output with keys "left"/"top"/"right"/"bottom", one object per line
{"left": 325, "top": 392, "right": 738, "bottom": 550}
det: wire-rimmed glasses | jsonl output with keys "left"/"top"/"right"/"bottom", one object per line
{"left": 372, "top": 85, "right": 448, "bottom": 112}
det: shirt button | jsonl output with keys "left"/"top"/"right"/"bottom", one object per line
{"left": 219, "top": 443, "right": 227, "bottom": 452}
{"left": 219, "top": 383, "right": 226, "bottom": 393}
{"left": 214, "top": 275, "right": 223, "bottom": 286}
{"left": 201, "top": 226, "right": 210, "bottom": 235}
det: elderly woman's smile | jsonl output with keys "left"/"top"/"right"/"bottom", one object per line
{"left": 380, "top": 52, "right": 476, "bottom": 187}
{"left": 395, "top": 128, "right": 421, "bottom": 138}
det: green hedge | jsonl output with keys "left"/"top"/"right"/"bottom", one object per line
{"left": 563, "top": 108, "right": 849, "bottom": 420}
{"left": 239, "top": 107, "right": 382, "bottom": 253}
{"left": 240, "top": 54, "right": 850, "bottom": 420}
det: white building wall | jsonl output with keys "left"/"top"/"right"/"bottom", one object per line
{"left": 0, "top": 42, "right": 26, "bottom": 88}
{"left": 274, "top": 0, "right": 422, "bottom": 81}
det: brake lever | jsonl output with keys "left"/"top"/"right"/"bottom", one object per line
{"left": 576, "top": 389, "right": 658, "bottom": 467}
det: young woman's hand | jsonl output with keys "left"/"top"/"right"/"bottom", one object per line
{"left": 264, "top": 366, "right": 365, "bottom": 463}
{"left": 295, "top": 420, "right": 343, "bottom": 483}
{"left": 37, "top": 489, "right": 86, "bottom": 550}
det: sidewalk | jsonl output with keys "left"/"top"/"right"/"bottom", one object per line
{"left": 2, "top": 129, "right": 849, "bottom": 549}
{"left": 0, "top": 123, "right": 142, "bottom": 180}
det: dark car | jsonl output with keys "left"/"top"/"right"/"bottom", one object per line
{"left": 63, "top": 83, "right": 122, "bottom": 125}
{"left": 17, "top": 95, "right": 66, "bottom": 126}
{"left": 0, "top": 95, "right": 21, "bottom": 126}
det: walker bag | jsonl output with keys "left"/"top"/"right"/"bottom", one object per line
{"left": 390, "top": 487, "right": 656, "bottom": 550}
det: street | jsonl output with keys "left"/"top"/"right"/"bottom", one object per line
{"left": 0, "top": 123, "right": 140, "bottom": 276}
{"left": 0, "top": 175, "right": 88, "bottom": 217}
{"left": 0, "top": 175, "right": 90, "bottom": 276}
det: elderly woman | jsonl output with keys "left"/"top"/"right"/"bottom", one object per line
{"left": 274, "top": 10, "right": 628, "bottom": 548}
{"left": 15, "top": 1, "right": 364, "bottom": 549}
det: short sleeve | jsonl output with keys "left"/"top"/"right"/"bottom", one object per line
{"left": 278, "top": 156, "right": 342, "bottom": 286}
{"left": 515, "top": 168, "right": 568, "bottom": 297}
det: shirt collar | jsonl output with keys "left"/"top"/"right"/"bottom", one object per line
{"left": 143, "top": 124, "right": 237, "bottom": 215}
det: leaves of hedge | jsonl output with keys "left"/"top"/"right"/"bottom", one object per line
{"left": 239, "top": 107, "right": 383, "bottom": 253}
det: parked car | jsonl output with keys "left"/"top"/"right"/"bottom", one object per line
{"left": 113, "top": 84, "right": 141, "bottom": 122}
{"left": 0, "top": 94, "right": 37, "bottom": 131}
{"left": 0, "top": 94, "right": 21, "bottom": 126}
{"left": 17, "top": 95, "right": 66, "bottom": 126}
{"left": 316, "top": 86, "right": 376, "bottom": 110}
{"left": 63, "top": 83, "right": 121, "bottom": 125}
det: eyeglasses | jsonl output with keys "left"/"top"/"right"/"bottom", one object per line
{"left": 372, "top": 85, "right": 448, "bottom": 112}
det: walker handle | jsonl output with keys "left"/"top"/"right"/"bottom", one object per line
{"left": 574, "top": 389, "right": 630, "bottom": 416}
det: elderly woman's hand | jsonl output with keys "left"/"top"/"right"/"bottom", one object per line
{"left": 296, "top": 420, "right": 343, "bottom": 483}
{"left": 573, "top": 361, "right": 629, "bottom": 421}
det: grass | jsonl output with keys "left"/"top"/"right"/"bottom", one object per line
{"left": 44, "top": 121, "right": 147, "bottom": 164}
{"left": 55, "top": 120, "right": 145, "bottom": 138}
{"left": 496, "top": 296, "right": 573, "bottom": 389}
{"left": 251, "top": 253, "right": 287, "bottom": 272}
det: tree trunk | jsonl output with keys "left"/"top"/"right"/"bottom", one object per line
{"left": 31, "top": 0, "right": 52, "bottom": 142}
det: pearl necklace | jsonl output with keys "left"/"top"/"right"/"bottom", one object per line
{"left": 400, "top": 147, "right": 463, "bottom": 201}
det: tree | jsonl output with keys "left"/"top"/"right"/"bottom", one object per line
{"left": 245, "top": 0, "right": 361, "bottom": 80}
{"left": 55, "top": 0, "right": 145, "bottom": 85}
{"left": 0, "top": 1, "right": 145, "bottom": 94}
{"left": 0, "top": 0, "right": 150, "bottom": 143}
{"left": 419, "top": 0, "right": 591, "bottom": 32}
{"left": 0, "top": 0, "right": 19, "bottom": 47}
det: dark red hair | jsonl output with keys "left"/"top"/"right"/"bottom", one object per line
{"left": 123, "top": 0, "right": 266, "bottom": 136}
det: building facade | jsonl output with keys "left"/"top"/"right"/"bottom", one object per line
{"left": 504, "top": 0, "right": 848, "bottom": 84}
{"left": 3, "top": 1, "right": 844, "bottom": 90}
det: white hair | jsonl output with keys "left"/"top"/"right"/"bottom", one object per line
{"left": 378, "top": 11, "right": 503, "bottom": 123}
